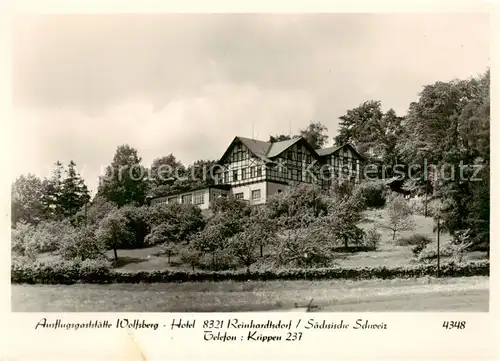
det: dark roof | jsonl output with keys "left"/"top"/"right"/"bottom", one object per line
{"left": 236, "top": 137, "right": 272, "bottom": 160}
{"left": 150, "top": 184, "right": 231, "bottom": 202}
{"left": 316, "top": 143, "right": 364, "bottom": 160}
{"left": 219, "top": 137, "right": 364, "bottom": 164}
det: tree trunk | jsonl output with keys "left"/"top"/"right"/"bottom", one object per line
{"left": 113, "top": 248, "right": 118, "bottom": 262}
{"left": 168, "top": 252, "right": 171, "bottom": 265}
{"left": 260, "top": 245, "right": 263, "bottom": 257}
{"left": 392, "top": 230, "right": 396, "bottom": 241}
{"left": 344, "top": 236, "right": 348, "bottom": 248}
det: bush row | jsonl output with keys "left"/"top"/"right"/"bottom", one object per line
{"left": 11, "top": 259, "right": 489, "bottom": 284}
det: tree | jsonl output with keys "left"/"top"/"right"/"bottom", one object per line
{"left": 227, "top": 207, "right": 277, "bottom": 271}
{"left": 335, "top": 101, "right": 405, "bottom": 176}
{"left": 59, "top": 226, "right": 106, "bottom": 261}
{"left": 384, "top": 194, "right": 415, "bottom": 241}
{"left": 11, "top": 174, "right": 46, "bottom": 225}
{"left": 399, "top": 70, "right": 489, "bottom": 250}
{"left": 95, "top": 210, "right": 132, "bottom": 262}
{"left": 42, "top": 161, "right": 65, "bottom": 220}
{"left": 180, "top": 246, "right": 202, "bottom": 271}
{"left": 73, "top": 195, "right": 117, "bottom": 228}
{"left": 59, "top": 161, "right": 91, "bottom": 218}
{"left": 300, "top": 121, "right": 329, "bottom": 149}
{"left": 272, "top": 210, "right": 333, "bottom": 268}
{"left": 97, "top": 145, "right": 148, "bottom": 207}
{"left": 148, "top": 154, "right": 186, "bottom": 197}
{"left": 269, "top": 134, "right": 292, "bottom": 143}
{"left": 147, "top": 203, "right": 205, "bottom": 245}
{"left": 117, "top": 205, "right": 151, "bottom": 248}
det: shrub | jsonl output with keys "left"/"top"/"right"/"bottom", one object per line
{"left": 408, "top": 197, "right": 425, "bottom": 215}
{"left": 12, "top": 260, "right": 489, "bottom": 284}
{"left": 199, "top": 248, "right": 239, "bottom": 271}
{"left": 147, "top": 203, "right": 205, "bottom": 244}
{"left": 355, "top": 180, "right": 387, "bottom": 208}
{"left": 11, "top": 220, "right": 73, "bottom": 259}
{"left": 396, "top": 234, "right": 432, "bottom": 247}
{"left": 11, "top": 258, "right": 112, "bottom": 284}
{"left": 59, "top": 226, "right": 107, "bottom": 261}
{"left": 179, "top": 247, "right": 202, "bottom": 271}
{"left": 363, "top": 226, "right": 381, "bottom": 250}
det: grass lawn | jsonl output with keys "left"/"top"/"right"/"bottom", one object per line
{"left": 12, "top": 276, "right": 489, "bottom": 312}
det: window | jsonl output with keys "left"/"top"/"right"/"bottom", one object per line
{"left": 288, "top": 151, "right": 293, "bottom": 160}
{"left": 241, "top": 167, "right": 247, "bottom": 180}
{"left": 297, "top": 170, "right": 302, "bottom": 182}
{"left": 352, "top": 160, "right": 357, "bottom": 171}
{"left": 257, "top": 167, "right": 262, "bottom": 177}
{"left": 181, "top": 194, "right": 192, "bottom": 204}
{"left": 297, "top": 152, "right": 302, "bottom": 162}
{"left": 233, "top": 170, "right": 238, "bottom": 181}
{"left": 168, "top": 197, "right": 178, "bottom": 204}
{"left": 234, "top": 192, "right": 244, "bottom": 200}
{"left": 292, "top": 169, "right": 298, "bottom": 180}
{"left": 224, "top": 171, "right": 229, "bottom": 183}
{"left": 250, "top": 166, "right": 256, "bottom": 178}
{"left": 193, "top": 192, "right": 204, "bottom": 205}
{"left": 251, "top": 189, "right": 261, "bottom": 200}
{"left": 306, "top": 155, "right": 311, "bottom": 164}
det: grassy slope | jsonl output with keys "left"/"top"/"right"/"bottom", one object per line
{"left": 12, "top": 276, "right": 489, "bottom": 312}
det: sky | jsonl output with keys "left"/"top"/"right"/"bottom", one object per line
{"left": 12, "top": 13, "right": 490, "bottom": 193}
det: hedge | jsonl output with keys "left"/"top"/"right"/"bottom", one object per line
{"left": 11, "top": 259, "right": 489, "bottom": 284}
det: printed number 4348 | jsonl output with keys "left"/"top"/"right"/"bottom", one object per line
{"left": 443, "top": 321, "right": 466, "bottom": 329}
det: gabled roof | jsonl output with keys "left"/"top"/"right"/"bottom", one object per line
{"left": 218, "top": 137, "right": 364, "bottom": 165}
{"left": 217, "top": 136, "right": 272, "bottom": 164}
{"left": 266, "top": 137, "right": 302, "bottom": 158}
{"left": 237, "top": 136, "right": 272, "bottom": 159}
{"left": 316, "top": 143, "right": 364, "bottom": 160}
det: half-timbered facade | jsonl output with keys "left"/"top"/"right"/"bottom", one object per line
{"left": 150, "top": 136, "right": 363, "bottom": 208}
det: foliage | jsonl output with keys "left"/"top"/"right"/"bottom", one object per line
{"left": 272, "top": 214, "right": 334, "bottom": 268}
{"left": 335, "top": 101, "right": 405, "bottom": 172}
{"left": 12, "top": 260, "right": 489, "bottom": 284}
{"left": 384, "top": 194, "right": 415, "bottom": 240}
{"left": 97, "top": 144, "right": 148, "bottom": 207}
{"left": 148, "top": 154, "right": 186, "bottom": 197}
{"left": 179, "top": 246, "right": 202, "bottom": 271}
{"left": 11, "top": 258, "right": 112, "bottom": 284}
{"left": 354, "top": 180, "right": 387, "bottom": 208}
{"left": 300, "top": 121, "right": 329, "bottom": 149}
{"left": 199, "top": 248, "right": 239, "bottom": 271}
{"left": 59, "top": 160, "right": 91, "bottom": 218}
{"left": 11, "top": 174, "right": 46, "bottom": 225}
{"left": 117, "top": 205, "right": 150, "bottom": 248}
{"left": 266, "top": 183, "right": 329, "bottom": 223}
{"left": 363, "top": 226, "right": 382, "bottom": 250}
{"left": 269, "top": 134, "right": 292, "bottom": 143}
{"left": 59, "top": 226, "right": 107, "bottom": 261}
{"left": 396, "top": 234, "right": 432, "bottom": 247}
{"left": 399, "top": 70, "right": 490, "bottom": 251}
{"left": 73, "top": 196, "right": 118, "bottom": 228}
{"left": 95, "top": 210, "right": 133, "bottom": 261}
{"left": 11, "top": 220, "right": 73, "bottom": 259}
{"left": 147, "top": 203, "right": 205, "bottom": 244}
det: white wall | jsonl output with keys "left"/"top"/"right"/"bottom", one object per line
{"left": 231, "top": 182, "right": 267, "bottom": 205}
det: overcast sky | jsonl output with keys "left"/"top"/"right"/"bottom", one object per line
{"left": 12, "top": 13, "right": 489, "bottom": 193}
